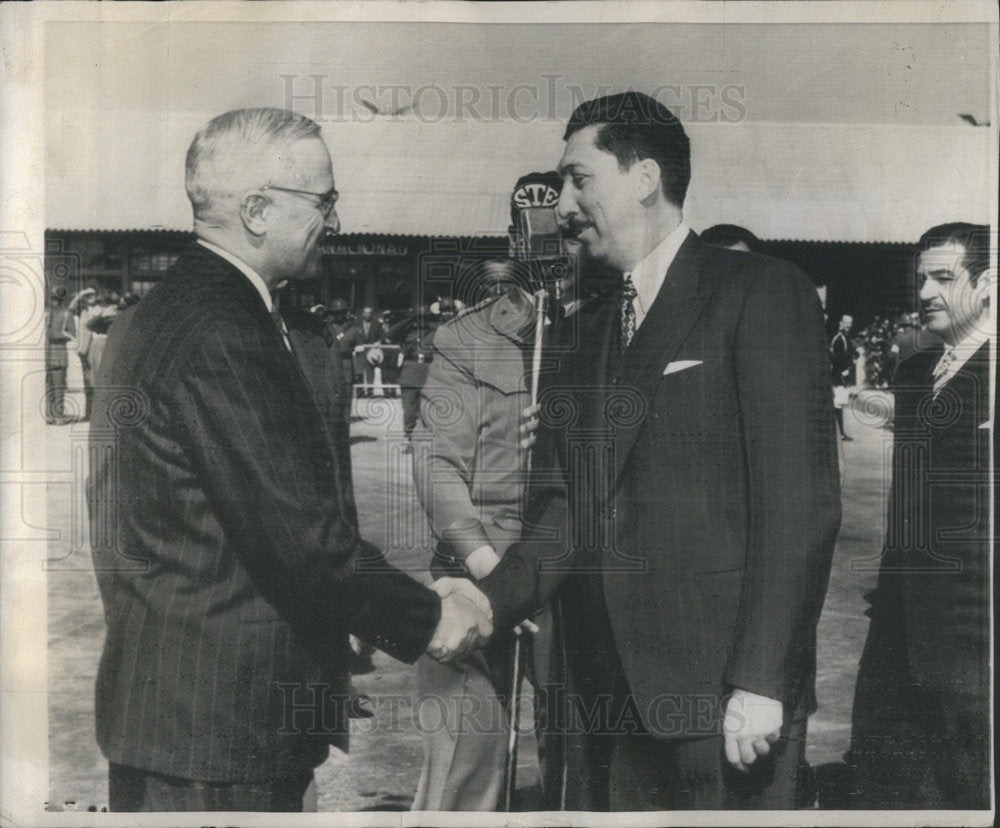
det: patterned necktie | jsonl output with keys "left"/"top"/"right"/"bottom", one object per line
{"left": 619, "top": 275, "right": 637, "bottom": 356}
{"left": 932, "top": 346, "right": 956, "bottom": 392}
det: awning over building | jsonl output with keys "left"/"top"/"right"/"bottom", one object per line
{"left": 46, "top": 111, "right": 992, "bottom": 243}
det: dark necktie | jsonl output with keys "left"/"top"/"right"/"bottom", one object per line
{"left": 619, "top": 275, "right": 637, "bottom": 356}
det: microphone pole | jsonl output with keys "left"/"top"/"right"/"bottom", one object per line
{"left": 501, "top": 285, "right": 548, "bottom": 812}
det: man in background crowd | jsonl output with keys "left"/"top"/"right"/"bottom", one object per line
{"left": 44, "top": 287, "right": 74, "bottom": 424}
{"left": 87, "top": 107, "right": 490, "bottom": 812}
{"left": 67, "top": 286, "right": 99, "bottom": 420}
{"left": 830, "top": 314, "right": 856, "bottom": 441}
{"left": 848, "top": 222, "right": 992, "bottom": 809}
{"left": 387, "top": 300, "right": 452, "bottom": 448}
{"left": 345, "top": 305, "right": 384, "bottom": 394}
{"left": 324, "top": 298, "right": 355, "bottom": 397}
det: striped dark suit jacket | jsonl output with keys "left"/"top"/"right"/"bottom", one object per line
{"left": 87, "top": 244, "right": 440, "bottom": 782}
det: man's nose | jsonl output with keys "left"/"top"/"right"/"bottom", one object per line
{"left": 918, "top": 279, "right": 935, "bottom": 302}
{"left": 324, "top": 209, "right": 341, "bottom": 239}
{"left": 555, "top": 188, "right": 576, "bottom": 221}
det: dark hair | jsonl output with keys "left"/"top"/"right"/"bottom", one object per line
{"left": 564, "top": 91, "right": 691, "bottom": 208}
{"left": 701, "top": 224, "right": 762, "bottom": 252}
{"left": 917, "top": 222, "right": 991, "bottom": 284}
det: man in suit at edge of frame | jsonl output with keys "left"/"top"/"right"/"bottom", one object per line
{"left": 440, "top": 91, "right": 842, "bottom": 809}
{"left": 87, "top": 107, "right": 491, "bottom": 812}
{"left": 847, "top": 222, "right": 993, "bottom": 809}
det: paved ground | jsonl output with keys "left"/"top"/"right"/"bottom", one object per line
{"left": 45, "top": 394, "right": 890, "bottom": 812}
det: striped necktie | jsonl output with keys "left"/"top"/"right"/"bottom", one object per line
{"left": 619, "top": 275, "right": 637, "bottom": 356}
{"left": 271, "top": 309, "right": 292, "bottom": 352}
{"left": 932, "top": 346, "right": 956, "bottom": 393}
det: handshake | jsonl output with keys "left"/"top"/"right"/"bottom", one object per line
{"left": 425, "top": 577, "right": 494, "bottom": 662}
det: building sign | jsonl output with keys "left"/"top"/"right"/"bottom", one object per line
{"left": 327, "top": 242, "right": 410, "bottom": 256}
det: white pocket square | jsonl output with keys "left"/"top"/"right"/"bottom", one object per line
{"left": 663, "top": 360, "right": 703, "bottom": 375}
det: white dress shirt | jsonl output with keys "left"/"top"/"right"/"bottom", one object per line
{"left": 625, "top": 221, "right": 690, "bottom": 332}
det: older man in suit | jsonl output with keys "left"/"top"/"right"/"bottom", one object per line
{"left": 87, "top": 108, "right": 491, "bottom": 812}
{"left": 453, "top": 92, "right": 841, "bottom": 809}
{"left": 848, "top": 223, "right": 992, "bottom": 809}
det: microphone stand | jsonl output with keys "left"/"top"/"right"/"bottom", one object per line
{"left": 501, "top": 286, "right": 549, "bottom": 812}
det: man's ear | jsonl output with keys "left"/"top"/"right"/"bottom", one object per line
{"left": 974, "top": 269, "right": 993, "bottom": 310}
{"left": 633, "top": 158, "right": 661, "bottom": 203}
{"left": 240, "top": 192, "right": 269, "bottom": 237}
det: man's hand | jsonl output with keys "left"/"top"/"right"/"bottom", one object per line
{"left": 519, "top": 404, "right": 540, "bottom": 450}
{"left": 464, "top": 545, "right": 502, "bottom": 581}
{"left": 431, "top": 576, "right": 493, "bottom": 618}
{"left": 426, "top": 578, "right": 493, "bottom": 662}
{"left": 723, "top": 689, "right": 783, "bottom": 772}
{"left": 461, "top": 548, "right": 539, "bottom": 635}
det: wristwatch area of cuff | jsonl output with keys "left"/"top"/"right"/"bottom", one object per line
{"left": 434, "top": 518, "right": 493, "bottom": 570}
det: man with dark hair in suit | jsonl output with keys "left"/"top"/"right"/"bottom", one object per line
{"left": 847, "top": 222, "right": 992, "bottom": 809}
{"left": 449, "top": 91, "right": 841, "bottom": 809}
{"left": 87, "top": 107, "right": 492, "bottom": 812}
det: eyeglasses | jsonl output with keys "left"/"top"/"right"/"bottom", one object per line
{"left": 262, "top": 184, "right": 339, "bottom": 220}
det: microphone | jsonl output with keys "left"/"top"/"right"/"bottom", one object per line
{"left": 516, "top": 207, "right": 563, "bottom": 260}
{"left": 515, "top": 207, "right": 576, "bottom": 301}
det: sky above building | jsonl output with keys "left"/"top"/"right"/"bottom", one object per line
{"left": 44, "top": 13, "right": 996, "bottom": 240}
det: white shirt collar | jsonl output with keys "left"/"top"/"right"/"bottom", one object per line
{"left": 197, "top": 239, "right": 273, "bottom": 312}
{"left": 626, "top": 221, "right": 690, "bottom": 330}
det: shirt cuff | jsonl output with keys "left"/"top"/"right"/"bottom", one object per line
{"left": 440, "top": 518, "right": 493, "bottom": 562}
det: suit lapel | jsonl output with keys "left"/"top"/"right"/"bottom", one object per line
{"left": 592, "top": 294, "right": 620, "bottom": 391}
{"left": 610, "top": 232, "right": 711, "bottom": 483}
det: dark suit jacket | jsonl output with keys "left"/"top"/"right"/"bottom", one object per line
{"left": 343, "top": 319, "right": 385, "bottom": 351}
{"left": 865, "top": 341, "right": 991, "bottom": 704}
{"left": 87, "top": 245, "right": 440, "bottom": 782}
{"left": 481, "top": 232, "right": 841, "bottom": 736}
{"left": 344, "top": 319, "right": 386, "bottom": 377}
{"left": 830, "top": 330, "right": 855, "bottom": 386}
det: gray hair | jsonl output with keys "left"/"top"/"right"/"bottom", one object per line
{"left": 185, "top": 108, "right": 321, "bottom": 220}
